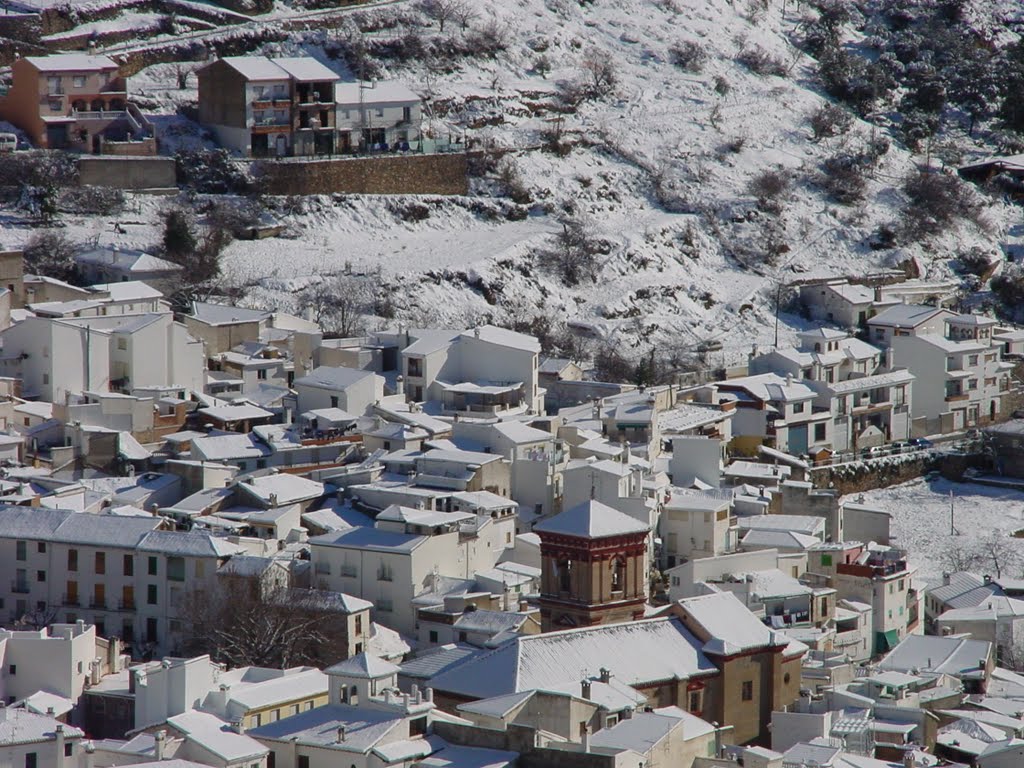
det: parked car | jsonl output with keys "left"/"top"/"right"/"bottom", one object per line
{"left": 861, "top": 445, "right": 886, "bottom": 459}
{"left": 908, "top": 437, "right": 934, "bottom": 450}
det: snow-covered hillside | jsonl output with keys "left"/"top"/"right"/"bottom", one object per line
{"left": 3, "top": 0, "right": 1018, "bottom": 364}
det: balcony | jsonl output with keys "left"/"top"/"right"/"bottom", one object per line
{"left": 89, "top": 598, "right": 107, "bottom": 610}
{"left": 62, "top": 594, "right": 80, "bottom": 607}
{"left": 834, "top": 632, "right": 862, "bottom": 648}
{"left": 946, "top": 392, "right": 969, "bottom": 403}
{"left": 10, "top": 581, "right": 29, "bottom": 594}
{"left": 118, "top": 599, "right": 135, "bottom": 610}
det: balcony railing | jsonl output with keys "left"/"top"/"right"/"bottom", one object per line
{"left": 118, "top": 599, "right": 135, "bottom": 610}
{"left": 10, "top": 581, "right": 29, "bottom": 594}
{"left": 62, "top": 594, "right": 80, "bottom": 607}
{"left": 89, "top": 598, "right": 107, "bottom": 610}
{"left": 946, "top": 393, "right": 969, "bottom": 402}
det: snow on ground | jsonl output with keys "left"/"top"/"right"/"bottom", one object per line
{"left": 3, "top": 0, "right": 1016, "bottom": 360}
{"left": 850, "top": 478, "right": 1024, "bottom": 586}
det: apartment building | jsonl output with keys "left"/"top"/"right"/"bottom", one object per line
{"left": 375, "top": 326, "right": 543, "bottom": 415}
{"left": 711, "top": 373, "right": 832, "bottom": 456}
{"left": 0, "top": 508, "right": 244, "bottom": 656}
{"left": 829, "top": 545, "right": 923, "bottom": 656}
{"left": 0, "top": 313, "right": 205, "bottom": 402}
{"left": 660, "top": 490, "right": 738, "bottom": 568}
{"left": 335, "top": 80, "right": 422, "bottom": 152}
{"left": 878, "top": 310, "right": 1013, "bottom": 433}
{"left": 0, "top": 54, "right": 156, "bottom": 153}
{"left": 197, "top": 56, "right": 340, "bottom": 157}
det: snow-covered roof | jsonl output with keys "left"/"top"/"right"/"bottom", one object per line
{"left": 335, "top": 80, "right": 422, "bottom": 105}
{"left": 219, "top": 56, "right": 290, "bottom": 81}
{"left": 428, "top": 617, "right": 716, "bottom": 700}
{"left": 677, "top": 592, "right": 797, "bottom": 655}
{"left": 718, "top": 372, "right": 816, "bottom": 403}
{"left": 740, "top": 529, "right": 820, "bottom": 551}
{"left": 189, "top": 302, "right": 271, "bottom": 326}
{"left": 0, "top": 507, "right": 162, "bottom": 547}
{"left": 325, "top": 653, "right": 400, "bottom": 679}
{"left": 0, "top": 707, "right": 83, "bottom": 745}
{"left": 274, "top": 57, "right": 340, "bottom": 82}
{"left": 295, "top": 365, "right": 377, "bottom": 390}
{"left": 223, "top": 668, "right": 328, "bottom": 710}
{"left": 462, "top": 325, "right": 541, "bottom": 353}
{"left": 24, "top": 53, "right": 118, "bottom": 72}
{"left": 137, "top": 530, "right": 245, "bottom": 558}
{"left": 167, "top": 711, "right": 267, "bottom": 762}
{"left": 878, "top": 634, "right": 992, "bottom": 677}
{"left": 191, "top": 433, "right": 270, "bottom": 461}
{"left": 90, "top": 280, "right": 168, "bottom": 301}
{"left": 248, "top": 704, "right": 403, "bottom": 752}
{"left": 533, "top": 499, "right": 649, "bottom": 539}
{"left": 310, "top": 526, "right": 427, "bottom": 553}
{"left": 236, "top": 473, "right": 325, "bottom": 506}
{"left": 869, "top": 304, "right": 946, "bottom": 328}
{"left": 400, "top": 645, "right": 482, "bottom": 681}
{"left": 452, "top": 610, "right": 527, "bottom": 634}
{"left": 736, "top": 514, "right": 825, "bottom": 536}
{"left": 199, "top": 404, "right": 274, "bottom": 422}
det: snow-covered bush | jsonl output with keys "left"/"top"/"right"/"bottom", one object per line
{"left": 808, "top": 103, "right": 852, "bottom": 141}
{"left": 669, "top": 41, "right": 708, "bottom": 73}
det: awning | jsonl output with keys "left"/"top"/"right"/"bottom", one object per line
{"left": 877, "top": 629, "right": 900, "bottom": 652}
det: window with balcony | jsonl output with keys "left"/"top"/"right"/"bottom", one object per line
{"left": 168, "top": 557, "right": 185, "bottom": 582}
{"left": 407, "top": 357, "right": 423, "bottom": 377}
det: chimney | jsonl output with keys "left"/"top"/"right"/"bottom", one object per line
{"left": 885, "top": 347, "right": 894, "bottom": 370}
{"left": 396, "top": 375, "right": 405, "bottom": 396}
{"left": 599, "top": 667, "right": 611, "bottom": 683}
{"left": 269, "top": 492, "right": 279, "bottom": 508}
{"left": 425, "top": 687, "right": 434, "bottom": 703}
{"left": 55, "top": 724, "right": 65, "bottom": 768}
{"left": 903, "top": 750, "right": 915, "bottom": 768}
{"left": 155, "top": 730, "right": 166, "bottom": 760}
{"left": 231, "top": 719, "right": 245, "bottom": 734}
{"left": 581, "top": 678, "right": 592, "bottom": 699}
{"left": 474, "top": 327, "right": 480, "bottom": 338}
{"left": 984, "top": 574, "right": 992, "bottom": 584}
{"left": 622, "top": 706, "right": 634, "bottom": 720}
{"left": 336, "top": 725, "right": 346, "bottom": 743}
{"left": 786, "top": 373, "right": 794, "bottom": 387}
{"left": 942, "top": 572, "right": 951, "bottom": 586}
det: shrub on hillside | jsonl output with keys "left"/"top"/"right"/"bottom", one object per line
{"left": 901, "top": 168, "right": 980, "bottom": 241}
{"left": 669, "top": 41, "right": 708, "bottom": 72}
{"left": 736, "top": 45, "right": 787, "bottom": 77}
{"left": 808, "top": 103, "right": 853, "bottom": 141}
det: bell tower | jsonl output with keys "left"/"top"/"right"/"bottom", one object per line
{"left": 534, "top": 499, "right": 650, "bottom": 632}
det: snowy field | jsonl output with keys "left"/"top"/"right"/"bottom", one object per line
{"left": 849, "top": 479, "right": 1024, "bottom": 586}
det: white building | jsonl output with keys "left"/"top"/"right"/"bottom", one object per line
{"left": 335, "top": 80, "right": 422, "bottom": 152}
{"left": 293, "top": 366, "right": 384, "bottom": 417}
{"left": 0, "top": 313, "right": 205, "bottom": 401}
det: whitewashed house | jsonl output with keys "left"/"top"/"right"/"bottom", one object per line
{"left": 293, "top": 366, "right": 384, "bottom": 417}
{"left": 335, "top": 81, "right": 422, "bottom": 152}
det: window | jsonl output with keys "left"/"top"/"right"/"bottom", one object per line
{"left": 375, "top": 107, "right": 384, "bottom": 117}
{"left": 741, "top": 681, "right": 753, "bottom": 701}
{"left": 68, "top": 549, "right": 78, "bottom": 571}
{"left": 820, "top": 597, "right": 828, "bottom": 614}
{"left": 42, "top": 373, "right": 49, "bottom": 385}
{"left": 610, "top": 557, "right": 624, "bottom": 592}
{"left": 64, "top": 743, "right": 72, "bottom": 757}
{"left": 148, "top": 556, "right": 158, "bottom": 576}
{"left": 429, "top": 630, "right": 438, "bottom": 643}
{"left": 257, "top": 369, "right": 268, "bottom": 380}
{"left": 15, "top": 541, "right": 25, "bottom": 561}
{"left": 167, "top": 557, "right": 185, "bottom": 582}
{"left": 146, "top": 617, "right": 157, "bottom": 644}
{"left": 969, "top": 379, "right": 978, "bottom": 390}
{"left": 95, "top": 552, "right": 105, "bottom": 575}
{"left": 820, "top": 554, "right": 833, "bottom": 567}
{"left": 969, "top": 354, "right": 979, "bottom": 366}
{"left": 147, "top": 584, "right": 157, "bottom": 605}
{"left": 73, "top": 76, "right": 85, "bottom": 88}
{"left": 8, "top": 665, "right": 15, "bottom": 675}
{"left": 298, "top": 756, "right": 310, "bottom": 768}
{"left": 814, "top": 423, "right": 826, "bottom": 441}
{"left": 378, "top": 598, "right": 393, "bottom": 612}
{"left": 36, "top": 570, "right": 45, "bottom": 582}
{"left": 330, "top": 396, "right": 339, "bottom": 408}
{"left": 48, "top": 100, "right": 61, "bottom": 111}
{"left": 195, "top": 560, "right": 205, "bottom": 578}
{"left": 403, "top": 106, "right": 411, "bottom": 122}
{"left": 25, "top": 752, "right": 36, "bottom": 768}
{"left": 558, "top": 558, "right": 573, "bottom": 592}
{"left": 689, "top": 691, "right": 701, "bottom": 711}
{"left": 354, "top": 615, "right": 362, "bottom": 635}
{"left": 407, "top": 357, "right": 423, "bottom": 377}
{"left": 898, "top": 579, "right": 905, "bottom": 591}
{"left": 123, "top": 555, "right": 133, "bottom": 576}
{"left": 793, "top": 402, "right": 805, "bottom": 414}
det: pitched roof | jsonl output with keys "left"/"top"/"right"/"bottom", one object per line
{"left": 167, "top": 711, "right": 267, "bottom": 762}
{"left": 676, "top": 592, "right": 797, "bottom": 655}
{"left": 248, "top": 704, "right": 403, "bottom": 752}
{"left": 533, "top": 499, "right": 649, "bottom": 539}
{"left": 189, "top": 302, "right": 271, "bottom": 326}
{"left": 869, "top": 304, "right": 946, "bottom": 328}
{"left": 325, "top": 653, "right": 400, "bottom": 679}
{"left": 273, "top": 57, "right": 340, "bottom": 82}
{"left": 878, "top": 634, "right": 992, "bottom": 677}
{"left": 428, "top": 617, "right": 716, "bottom": 700}
{"left": 295, "top": 365, "right": 377, "bottom": 390}
{"left": 0, "top": 707, "right": 83, "bottom": 745}
{"left": 219, "top": 56, "right": 290, "bottom": 81}
{"left": 24, "top": 54, "right": 117, "bottom": 71}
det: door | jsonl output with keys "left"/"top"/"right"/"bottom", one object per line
{"left": 251, "top": 133, "right": 269, "bottom": 157}
{"left": 789, "top": 424, "right": 808, "bottom": 455}
{"left": 275, "top": 134, "right": 287, "bottom": 157}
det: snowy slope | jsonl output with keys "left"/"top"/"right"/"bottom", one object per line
{"left": 2, "top": 0, "right": 1016, "bottom": 362}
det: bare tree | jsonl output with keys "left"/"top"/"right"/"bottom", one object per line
{"left": 978, "top": 531, "right": 1019, "bottom": 580}
{"left": 173, "top": 64, "right": 192, "bottom": 90}
{"left": 180, "top": 579, "right": 351, "bottom": 668}
{"left": 941, "top": 540, "right": 983, "bottom": 574}
{"left": 13, "top": 602, "right": 59, "bottom": 631}
{"left": 419, "top": 0, "right": 459, "bottom": 32}
{"left": 298, "top": 274, "right": 373, "bottom": 337}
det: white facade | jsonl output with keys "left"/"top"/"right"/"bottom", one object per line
{"left": 0, "top": 314, "right": 204, "bottom": 402}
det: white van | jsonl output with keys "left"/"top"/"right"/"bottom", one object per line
{"left": 0, "top": 133, "right": 17, "bottom": 153}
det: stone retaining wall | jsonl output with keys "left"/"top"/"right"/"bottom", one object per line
{"left": 252, "top": 152, "right": 469, "bottom": 196}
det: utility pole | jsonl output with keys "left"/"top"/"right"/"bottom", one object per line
{"left": 774, "top": 282, "right": 782, "bottom": 349}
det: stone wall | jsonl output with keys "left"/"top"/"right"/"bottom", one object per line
{"left": 0, "top": 14, "right": 41, "bottom": 44}
{"left": 251, "top": 153, "right": 469, "bottom": 196}
{"left": 78, "top": 156, "right": 176, "bottom": 190}
{"left": 809, "top": 451, "right": 991, "bottom": 495}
